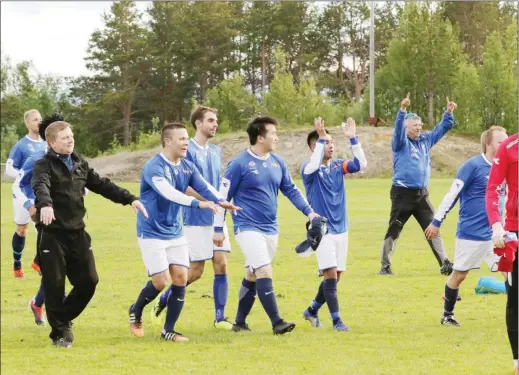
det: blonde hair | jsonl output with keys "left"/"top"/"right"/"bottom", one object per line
{"left": 24, "top": 109, "right": 40, "bottom": 122}
{"left": 45, "top": 121, "right": 71, "bottom": 143}
{"left": 481, "top": 125, "right": 506, "bottom": 153}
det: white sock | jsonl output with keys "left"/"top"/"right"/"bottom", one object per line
{"left": 514, "top": 359, "right": 518, "bottom": 368}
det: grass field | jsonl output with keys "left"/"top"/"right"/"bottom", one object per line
{"left": 0, "top": 180, "right": 512, "bottom": 375}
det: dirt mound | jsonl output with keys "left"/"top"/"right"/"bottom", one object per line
{"left": 87, "top": 126, "right": 481, "bottom": 182}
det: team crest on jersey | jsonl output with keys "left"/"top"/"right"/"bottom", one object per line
{"left": 318, "top": 171, "right": 324, "bottom": 178}
{"left": 248, "top": 161, "right": 256, "bottom": 167}
{"left": 262, "top": 162, "right": 267, "bottom": 168}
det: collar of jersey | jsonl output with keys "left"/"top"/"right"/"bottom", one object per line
{"left": 25, "top": 135, "right": 42, "bottom": 143}
{"left": 247, "top": 148, "right": 270, "bottom": 160}
{"left": 160, "top": 152, "right": 181, "bottom": 166}
{"left": 190, "top": 138, "right": 209, "bottom": 150}
{"left": 481, "top": 153, "right": 492, "bottom": 166}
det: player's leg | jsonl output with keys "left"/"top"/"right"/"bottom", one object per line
{"left": 413, "top": 193, "right": 452, "bottom": 274}
{"left": 303, "top": 234, "right": 335, "bottom": 328}
{"left": 506, "top": 240, "right": 518, "bottom": 371}
{"left": 379, "top": 190, "right": 413, "bottom": 275}
{"left": 12, "top": 196, "right": 31, "bottom": 277}
{"left": 130, "top": 238, "right": 170, "bottom": 338}
{"left": 162, "top": 242, "right": 190, "bottom": 342}
{"left": 30, "top": 278, "right": 46, "bottom": 326}
{"left": 212, "top": 225, "right": 232, "bottom": 329}
{"left": 38, "top": 229, "right": 70, "bottom": 347}
{"left": 441, "top": 270, "right": 467, "bottom": 326}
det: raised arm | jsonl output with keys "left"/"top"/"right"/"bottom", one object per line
{"left": 86, "top": 161, "right": 137, "bottom": 206}
{"left": 341, "top": 117, "right": 367, "bottom": 174}
{"left": 392, "top": 93, "right": 410, "bottom": 152}
{"left": 425, "top": 97, "right": 457, "bottom": 148}
{"left": 303, "top": 117, "right": 327, "bottom": 175}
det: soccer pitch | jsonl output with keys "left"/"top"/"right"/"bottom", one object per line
{"left": 0, "top": 179, "right": 510, "bottom": 375}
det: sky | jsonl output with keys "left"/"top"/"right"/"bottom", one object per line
{"left": 1, "top": 1, "right": 150, "bottom": 77}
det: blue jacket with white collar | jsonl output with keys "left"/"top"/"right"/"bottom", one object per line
{"left": 391, "top": 110, "right": 454, "bottom": 189}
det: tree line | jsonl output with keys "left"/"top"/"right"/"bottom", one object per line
{"left": 1, "top": 1, "right": 517, "bottom": 159}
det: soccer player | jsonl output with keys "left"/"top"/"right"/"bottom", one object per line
{"left": 378, "top": 94, "right": 457, "bottom": 276}
{"left": 13, "top": 114, "right": 64, "bottom": 326}
{"left": 32, "top": 120, "right": 147, "bottom": 348}
{"left": 485, "top": 133, "right": 518, "bottom": 374}
{"left": 6, "top": 109, "right": 46, "bottom": 278}
{"left": 128, "top": 123, "right": 238, "bottom": 342}
{"left": 151, "top": 107, "right": 233, "bottom": 330}
{"left": 300, "top": 117, "right": 367, "bottom": 331}
{"left": 424, "top": 126, "right": 508, "bottom": 326}
{"left": 214, "top": 116, "right": 319, "bottom": 335}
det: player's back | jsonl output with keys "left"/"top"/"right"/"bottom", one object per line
{"left": 457, "top": 154, "right": 492, "bottom": 241}
{"left": 137, "top": 153, "right": 196, "bottom": 240}
{"left": 301, "top": 159, "right": 347, "bottom": 234}
{"left": 182, "top": 139, "right": 221, "bottom": 226}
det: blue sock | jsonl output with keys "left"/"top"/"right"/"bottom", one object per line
{"left": 214, "top": 274, "right": 228, "bottom": 322}
{"left": 308, "top": 281, "right": 325, "bottom": 315}
{"left": 159, "top": 287, "right": 172, "bottom": 306}
{"left": 256, "top": 278, "right": 282, "bottom": 327}
{"left": 323, "top": 278, "right": 340, "bottom": 324}
{"left": 34, "top": 279, "right": 45, "bottom": 307}
{"left": 12, "top": 233, "right": 25, "bottom": 270}
{"left": 163, "top": 285, "right": 186, "bottom": 332}
{"left": 133, "top": 281, "right": 161, "bottom": 317}
{"left": 443, "top": 284, "right": 459, "bottom": 316}
{"left": 235, "top": 279, "right": 256, "bottom": 325}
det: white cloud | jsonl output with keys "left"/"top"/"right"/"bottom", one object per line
{"left": 1, "top": 1, "right": 150, "bottom": 78}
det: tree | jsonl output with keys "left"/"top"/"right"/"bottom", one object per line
{"left": 85, "top": 0, "right": 149, "bottom": 145}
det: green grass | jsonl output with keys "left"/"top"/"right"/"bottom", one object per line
{"left": 0, "top": 180, "right": 511, "bottom": 375}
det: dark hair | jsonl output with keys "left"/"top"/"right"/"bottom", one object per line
{"left": 39, "top": 113, "right": 64, "bottom": 141}
{"left": 161, "top": 122, "right": 186, "bottom": 147}
{"left": 306, "top": 129, "right": 330, "bottom": 148}
{"left": 246, "top": 116, "right": 278, "bottom": 145}
{"left": 190, "top": 106, "right": 217, "bottom": 130}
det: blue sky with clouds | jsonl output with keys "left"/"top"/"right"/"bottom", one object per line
{"left": 1, "top": 1, "right": 150, "bottom": 77}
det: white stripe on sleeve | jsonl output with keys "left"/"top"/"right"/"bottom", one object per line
{"left": 433, "top": 178, "right": 464, "bottom": 223}
{"left": 214, "top": 177, "right": 231, "bottom": 227}
{"left": 351, "top": 143, "right": 367, "bottom": 170}
{"left": 303, "top": 141, "right": 325, "bottom": 175}
{"left": 5, "top": 159, "right": 18, "bottom": 178}
{"left": 152, "top": 176, "right": 195, "bottom": 206}
{"left": 12, "top": 170, "right": 28, "bottom": 202}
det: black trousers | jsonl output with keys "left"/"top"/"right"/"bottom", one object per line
{"left": 506, "top": 232, "right": 518, "bottom": 360}
{"left": 37, "top": 228, "right": 99, "bottom": 339}
{"left": 380, "top": 186, "right": 448, "bottom": 268}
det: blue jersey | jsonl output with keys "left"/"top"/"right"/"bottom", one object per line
{"left": 137, "top": 153, "right": 223, "bottom": 240}
{"left": 182, "top": 139, "right": 222, "bottom": 227}
{"left": 6, "top": 136, "right": 47, "bottom": 179}
{"left": 391, "top": 110, "right": 454, "bottom": 189}
{"left": 432, "top": 154, "right": 493, "bottom": 241}
{"left": 301, "top": 137, "right": 366, "bottom": 234}
{"left": 214, "top": 149, "right": 313, "bottom": 235}
{"left": 12, "top": 148, "right": 47, "bottom": 209}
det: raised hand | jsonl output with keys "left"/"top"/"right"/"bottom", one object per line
{"left": 401, "top": 92, "right": 411, "bottom": 111}
{"left": 446, "top": 97, "right": 457, "bottom": 113}
{"left": 341, "top": 117, "right": 357, "bottom": 138}
{"left": 314, "top": 117, "right": 326, "bottom": 138}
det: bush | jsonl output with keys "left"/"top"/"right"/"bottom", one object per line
{"left": 1, "top": 124, "right": 19, "bottom": 163}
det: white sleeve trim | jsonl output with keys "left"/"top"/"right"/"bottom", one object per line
{"left": 5, "top": 159, "right": 18, "bottom": 178}
{"left": 152, "top": 176, "right": 195, "bottom": 206}
{"left": 12, "top": 170, "right": 28, "bottom": 203}
{"left": 434, "top": 179, "right": 464, "bottom": 223}
{"left": 351, "top": 143, "right": 367, "bottom": 170}
{"left": 214, "top": 177, "right": 231, "bottom": 227}
{"left": 303, "top": 141, "right": 325, "bottom": 175}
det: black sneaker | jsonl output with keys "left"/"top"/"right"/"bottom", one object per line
{"left": 232, "top": 322, "right": 251, "bottom": 332}
{"left": 63, "top": 322, "right": 74, "bottom": 343}
{"left": 378, "top": 266, "right": 393, "bottom": 275}
{"left": 273, "top": 320, "right": 296, "bottom": 335}
{"left": 440, "top": 314, "right": 460, "bottom": 327}
{"left": 52, "top": 337, "right": 72, "bottom": 348}
{"left": 440, "top": 260, "right": 453, "bottom": 276}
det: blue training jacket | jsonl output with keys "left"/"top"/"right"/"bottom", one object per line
{"left": 391, "top": 110, "right": 454, "bottom": 189}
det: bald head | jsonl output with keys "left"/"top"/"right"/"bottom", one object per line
{"left": 24, "top": 109, "right": 41, "bottom": 135}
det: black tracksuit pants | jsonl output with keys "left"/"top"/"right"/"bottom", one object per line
{"left": 37, "top": 228, "right": 99, "bottom": 340}
{"left": 507, "top": 233, "right": 518, "bottom": 360}
{"left": 380, "top": 186, "right": 449, "bottom": 268}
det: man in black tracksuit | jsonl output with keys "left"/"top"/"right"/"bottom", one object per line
{"left": 32, "top": 120, "right": 147, "bottom": 347}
